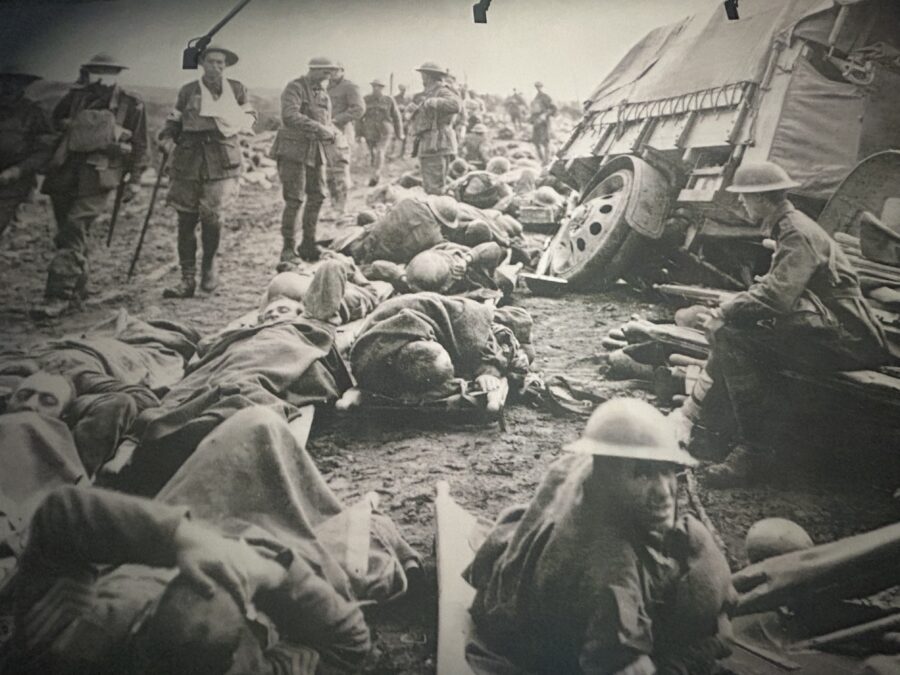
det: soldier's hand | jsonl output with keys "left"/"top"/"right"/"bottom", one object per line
{"left": 107, "top": 141, "right": 132, "bottom": 157}
{"left": 122, "top": 183, "right": 141, "bottom": 203}
{"left": 158, "top": 138, "right": 176, "bottom": 156}
{"left": 701, "top": 309, "right": 725, "bottom": 339}
{"left": 173, "top": 518, "right": 286, "bottom": 609}
{"left": 0, "top": 166, "right": 22, "bottom": 185}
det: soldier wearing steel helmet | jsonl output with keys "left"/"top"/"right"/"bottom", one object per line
{"left": 158, "top": 45, "right": 256, "bottom": 299}
{"left": 466, "top": 398, "right": 734, "bottom": 675}
{"left": 271, "top": 56, "right": 341, "bottom": 265}
{"left": 0, "top": 64, "right": 53, "bottom": 238}
{"left": 672, "top": 160, "right": 890, "bottom": 487}
{"left": 36, "top": 53, "right": 148, "bottom": 317}
{"left": 407, "top": 62, "right": 462, "bottom": 195}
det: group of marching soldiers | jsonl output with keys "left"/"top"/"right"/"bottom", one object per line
{"left": 0, "top": 47, "right": 556, "bottom": 311}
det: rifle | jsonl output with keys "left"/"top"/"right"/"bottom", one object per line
{"left": 105, "top": 165, "right": 130, "bottom": 247}
{"left": 127, "top": 152, "right": 168, "bottom": 280}
{"left": 182, "top": 0, "right": 253, "bottom": 69}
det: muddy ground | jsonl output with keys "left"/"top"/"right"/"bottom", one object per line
{"left": 2, "top": 146, "right": 899, "bottom": 674}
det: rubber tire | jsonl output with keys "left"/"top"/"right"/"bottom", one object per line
{"left": 547, "top": 169, "right": 644, "bottom": 290}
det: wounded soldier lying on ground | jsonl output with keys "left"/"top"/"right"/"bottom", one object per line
{"left": 0, "top": 309, "right": 199, "bottom": 396}
{"left": 349, "top": 293, "right": 533, "bottom": 410}
{"left": 1, "top": 407, "right": 420, "bottom": 674}
{"left": 0, "top": 370, "right": 159, "bottom": 515}
{"left": 109, "top": 261, "right": 388, "bottom": 494}
{"left": 334, "top": 194, "right": 533, "bottom": 270}
{"left": 260, "top": 254, "right": 388, "bottom": 327}
{"left": 465, "top": 399, "right": 735, "bottom": 675}
{"left": 367, "top": 241, "right": 514, "bottom": 298}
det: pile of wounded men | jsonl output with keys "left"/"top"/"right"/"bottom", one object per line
{"left": 0, "top": 251, "right": 538, "bottom": 671}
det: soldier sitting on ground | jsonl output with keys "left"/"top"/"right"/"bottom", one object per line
{"left": 670, "top": 161, "right": 890, "bottom": 487}
{"left": 466, "top": 398, "right": 735, "bottom": 675}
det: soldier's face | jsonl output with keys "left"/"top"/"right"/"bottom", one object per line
{"left": 739, "top": 193, "right": 766, "bottom": 221}
{"left": 606, "top": 458, "right": 678, "bottom": 538}
{"left": 7, "top": 372, "right": 73, "bottom": 418}
{"left": 371, "top": 85, "right": 384, "bottom": 95}
{"left": 259, "top": 298, "right": 303, "bottom": 324}
{"left": 201, "top": 52, "right": 227, "bottom": 81}
{"left": 309, "top": 69, "right": 332, "bottom": 85}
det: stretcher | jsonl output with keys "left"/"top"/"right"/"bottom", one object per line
{"left": 434, "top": 481, "right": 487, "bottom": 675}
{"left": 336, "top": 377, "right": 510, "bottom": 428}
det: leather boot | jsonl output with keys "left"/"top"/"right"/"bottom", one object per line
{"left": 298, "top": 199, "right": 323, "bottom": 262}
{"left": 200, "top": 257, "right": 218, "bottom": 292}
{"left": 276, "top": 238, "right": 302, "bottom": 272}
{"left": 297, "top": 239, "right": 321, "bottom": 263}
{"left": 163, "top": 266, "right": 196, "bottom": 299}
{"left": 199, "top": 216, "right": 220, "bottom": 292}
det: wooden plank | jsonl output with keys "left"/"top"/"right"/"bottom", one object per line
{"left": 836, "top": 370, "right": 900, "bottom": 397}
{"left": 435, "top": 481, "right": 480, "bottom": 675}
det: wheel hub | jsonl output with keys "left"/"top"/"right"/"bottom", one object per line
{"left": 549, "top": 170, "right": 633, "bottom": 276}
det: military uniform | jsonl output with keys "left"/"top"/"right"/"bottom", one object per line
{"left": 41, "top": 83, "right": 147, "bottom": 303}
{"left": 0, "top": 92, "right": 53, "bottom": 236}
{"left": 159, "top": 77, "right": 254, "bottom": 294}
{"left": 392, "top": 91, "right": 410, "bottom": 157}
{"left": 504, "top": 93, "right": 526, "bottom": 129}
{"left": 409, "top": 80, "right": 462, "bottom": 195}
{"left": 326, "top": 76, "right": 364, "bottom": 213}
{"left": 704, "top": 201, "right": 889, "bottom": 450}
{"left": 466, "top": 454, "right": 730, "bottom": 674}
{"left": 272, "top": 75, "right": 336, "bottom": 260}
{"left": 530, "top": 89, "right": 557, "bottom": 163}
{"left": 360, "top": 91, "right": 403, "bottom": 181}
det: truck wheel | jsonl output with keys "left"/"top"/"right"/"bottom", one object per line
{"left": 546, "top": 168, "right": 642, "bottom": 289}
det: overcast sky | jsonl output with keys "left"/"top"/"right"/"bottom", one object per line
{"left": 1, "top": 0, "right": 715, "bottom": 101}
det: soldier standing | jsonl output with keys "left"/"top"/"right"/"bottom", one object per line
{"left": 325, "top": 63, "right": 364, "bottom": 215}
{"left": 157, "top": 45, "right": 255, "bottom": 299}
{"left": 392, "top": 83, "right": 410, "bottom": 159}
{"left": 0, "top": 65, "right": 53, "bottom": 238}
{"left": 272, "top": 57, "right": 339, "bottom": 265}
{"left": 37, "top": 53, "right": 147, "bottom": 316}
{"left": 530, "top": 81, "right": 557, "bottom": 165}
{"left": 408, "top": 62, "right": 462, "bottom": 195}
{"left": 360, "top": 79, "right": 403, "bottom": 187}
{"left": 504, "top": 89, "right": 526, "bottom": 131}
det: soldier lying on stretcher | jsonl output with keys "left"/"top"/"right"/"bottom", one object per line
{"left": 348, "top": 293, "right": 534, "bottom": 411}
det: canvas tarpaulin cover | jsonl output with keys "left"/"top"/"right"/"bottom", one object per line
{"left": 769, "top": 55, "right": 865, "bottom": 201}
{"left": 586, "top": 0, "right": 838, "bottom": 114}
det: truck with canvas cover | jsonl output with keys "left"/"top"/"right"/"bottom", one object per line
{"left": 546, "top": 0, "right": 900, "bottom": 290}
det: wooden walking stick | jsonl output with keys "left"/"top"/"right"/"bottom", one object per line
{"left": 127, "top": 151, "right": 168, "bottom": 280}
